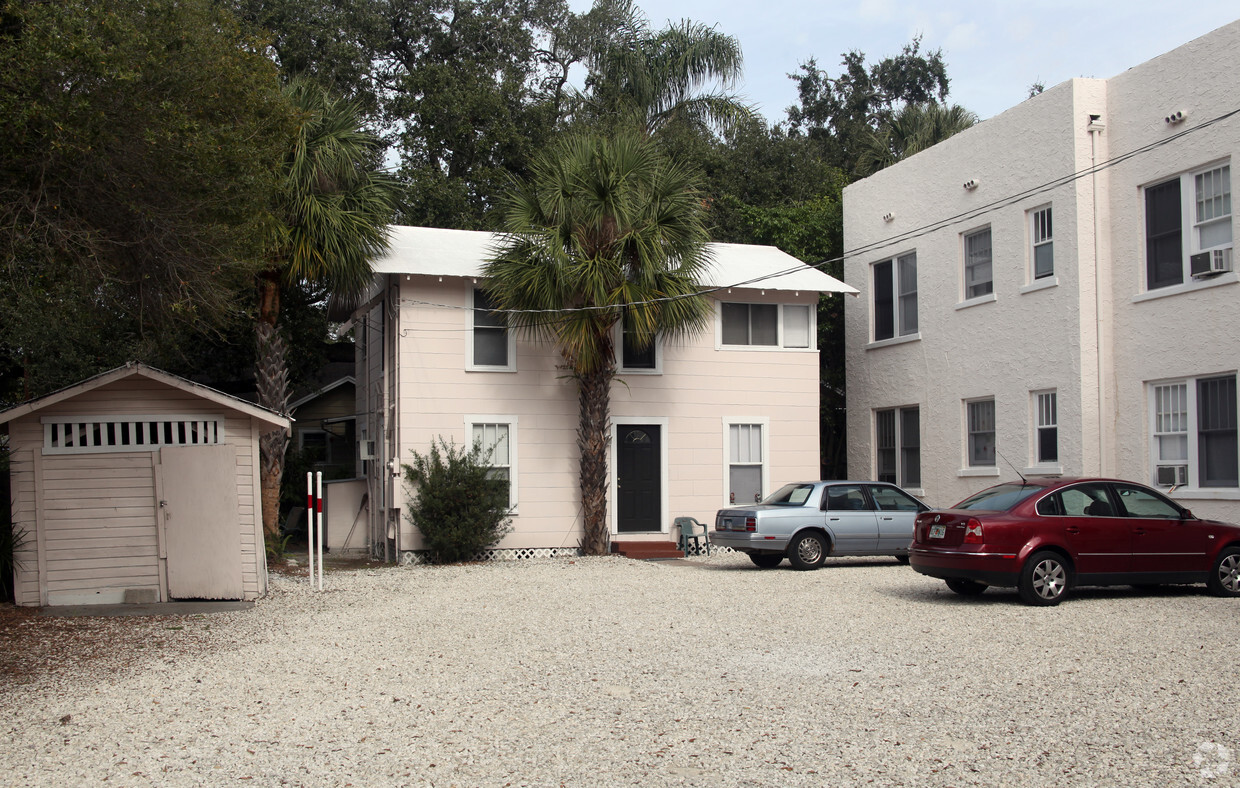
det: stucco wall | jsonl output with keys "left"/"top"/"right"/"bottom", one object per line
{"left": 844, "top": 20, "right": 1240, "bottom": 521}
{"left": 390, "top": 276, "right": 825, "bottom": 550}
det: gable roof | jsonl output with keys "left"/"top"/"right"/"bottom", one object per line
{"left": 372, "top": 225, "right": 858, "bottom": 295}
{"left": 0, "top": 362, "right": 291, "bottom": 430}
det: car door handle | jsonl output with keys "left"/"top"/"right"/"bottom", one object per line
{"left": 1066, "top": 526, "right": 1080, "bottom": 534}
{"left": 881, "top": 516, "right": 894, "bottom": 521}
{"left": 1133, "top": 528, "right": 1147, "bottom": 536}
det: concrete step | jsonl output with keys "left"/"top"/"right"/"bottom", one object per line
{"left": 611, "top": 540, "right": 685, "bottom": 560}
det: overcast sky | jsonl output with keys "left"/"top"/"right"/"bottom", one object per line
{"left": 568, "top": 1, "right": 1239, "bottom": 123}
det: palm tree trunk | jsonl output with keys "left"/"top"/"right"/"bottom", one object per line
{"left": 256, "top": 273, "right": 289, "bottom": 539}
{"left": 577, "top": 364, "right": 614, "bottom": 556}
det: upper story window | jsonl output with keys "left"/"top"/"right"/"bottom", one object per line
{"left": 966, "top": 398, "right": 996, "bottom": 467}
{"left": 1145, "top": 163, "right": 1232, "bottom": 290}
{"left": 963, "top": 228, "right": 993, "bottom": 299}
{"left": 1150, "top": 374, "right": 1237, "bottom": 489}
{"left": 468, "top": 288, "right": 515, "bottom": 371}
{"left": 619, "top": 311, "right": 659, "bottom": 372}
{"left": 720, "top": 302, "right": 813, "bottom": 349}
{"left": 872, "top": 252, "right": 917, "bottom": 341}
{"left": 1030, "top": 206, "right": 1054, "bottom": 280}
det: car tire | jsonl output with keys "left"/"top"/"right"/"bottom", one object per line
{"left": 895, "top": 554, "right": 910, "bottom": 565}
{"left": 1018, "top": 551, "right": 1072, "bottom": 606}
{"left": 945, "top": 578, "right": 987, "bottom": 596}
{"left": 1206, "top": 547, "right": 1240, "bottom": 597}
{"left": 787, "top": 532, "right": 828, "bottom": 570}
{"left": 749, "top": 554, "right": 783, "bottom": 569}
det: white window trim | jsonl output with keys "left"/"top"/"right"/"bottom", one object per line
{"left": 1029, "top": 389, "right": 1060, "bottom": 473}
{"left": 1145, "top": 374, "right": 1239, "bottom": 496}
{"left": 721, "top": 417, "right": 770, "bottom": 507}
{"left": 614, "top": 321, "right": 663, "bottom": 375}
{"left": 1140, "top": 160, "right": 1234, "bottom": 294}
{"left": 465, "top": 286, "right": 517, "bottom": 372}
{"left": 465, "top": 414, "right": 519, "bottom": 514}
{"left": 715, "top": 300, "right": 818, "bottom": 352}
{"left": 1020, "top": 276, "right": 1059, "bottom": 295}
{"left": 608, "top": 416, "right": 670, "bottom": 535}
{"left": 874, "top": 405, "right": 921, "bottom": 491}
{"left": 41, "top": 414, "right": 224, "bottom": 455}
{"left": 963, "top": 397, "right": 997, "bottom": 471}
{"left": 865, "top": 332, "right": 922, "bottom": 351}
{"left": 954, "top": 292, "right": 997, "bottom": 310}
{"left": 1028, "top": 204, "right": 1054, "bottom": 283}
{"left": 961, "top": 225, "right": 994, "bottom": 302}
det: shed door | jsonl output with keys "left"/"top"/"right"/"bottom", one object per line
{"left": 160, "top": 445, "right": 243, "bottom": 600}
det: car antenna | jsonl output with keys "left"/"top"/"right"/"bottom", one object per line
{"left": 996, "top": 450, "right": 1028, "bottom": 485}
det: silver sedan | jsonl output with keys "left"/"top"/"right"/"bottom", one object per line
{"left": 713, "top": 481, "right": 930, "bottom": 569}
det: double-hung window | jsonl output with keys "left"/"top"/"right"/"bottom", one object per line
{"left": 963, "top": 228, "right": 993, "bottom": 299}
{"left": 1150, "top": 375, "right": 1237, "bottom": 488}
{"left": 726, "top": 422, "right": 766, "bottom": 505}
{"left": 720, "top": 302, "right": 813, "bottom": 349}
{"left": 469, "top": 419, "right": 517, "bottom": 509}
{"left": 1030, "top": 206, "right": 1053, "bottom": 280}
{"left": 967, "top": 398, "right": 996, "bottom": 467}
{"left": 619, "top": 310, "right": 659, "bottom": 372}
{"left": 1033, "top": 390, "right": 1058, "bottom": 465}
{"left": 872, "top": 252, "right": 917, "bottom": 341}
{"left": 1145, "top": 163, "right": 1232, "bottom": 289}
{"left": 468, "top": 288, "right": 515, "bottom": 371}
{"left": 875, "top": 406, "right": 920, "bottom": 487}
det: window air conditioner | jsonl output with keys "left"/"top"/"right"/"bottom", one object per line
{"left": 359, "top": 439, "right": 377, "bottom": 460}
{"left": 1189, "top": 247, "right": 1233, "bottom": 277}
{"left": 1155, "top": 464, "right": 1187, "bottom": 487}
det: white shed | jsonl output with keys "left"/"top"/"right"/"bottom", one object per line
{"left": 1, "top": 363, "right": 290, "bottom": 607}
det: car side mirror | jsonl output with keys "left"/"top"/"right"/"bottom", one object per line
{"left": 1180, "top": 508, "right": 1194, "bottom": 520}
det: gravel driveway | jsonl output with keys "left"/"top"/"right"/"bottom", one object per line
{"left": 1, "top": 552, "right": 1236, "bottom": 787}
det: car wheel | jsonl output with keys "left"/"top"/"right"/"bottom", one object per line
{"left": 749, "top": 554, "right": 783, "bottom": 569}
{"left": 1206, "top": 547, "right": 1240, "bottom": 597}
{"left": 1018, "top": 551, "right": 1072, "bottom": 606}
{"left": 945, "top": 578, "right": 987, "bottom": 596}
{"left": 895, "top": 554, "right": 910, "bottom": 565}
{"left": 787, "top": 532, "right": 828, "bottom": 570}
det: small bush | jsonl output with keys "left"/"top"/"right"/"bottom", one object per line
{"left": 403, "top": 438, "right": 512, "bottom": 564}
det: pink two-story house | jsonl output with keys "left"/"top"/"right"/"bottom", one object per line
{"left": 348, "top": 225, "right": 855, "bottom": 559}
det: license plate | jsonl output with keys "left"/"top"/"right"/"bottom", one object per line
{"left": 929, "top": 525, "right": 946, "bottom": 539}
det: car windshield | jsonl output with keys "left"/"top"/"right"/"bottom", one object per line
{"left": 954, "top": 483, "right": 1043, "bottom": 511}
{"left": 761, "top": 484, "right": 816, "bottom": 506}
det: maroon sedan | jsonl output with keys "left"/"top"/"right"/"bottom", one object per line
{"left": 910, "top": 477, "right": 1240, "bottom": 606}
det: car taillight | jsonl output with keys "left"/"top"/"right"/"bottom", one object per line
{"left": 745, "top": 517, "right": 756, "bottom": 532}
{"left": 963, "top": 519, "right": 984, "bottom": 544}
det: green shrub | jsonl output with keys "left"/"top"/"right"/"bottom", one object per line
{"left": 402, "top": 438, "right": 512, "bottom": 564}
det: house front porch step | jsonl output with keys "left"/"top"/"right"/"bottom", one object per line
{"left": 610, "top": 540, "right": 685, "bottom": 560}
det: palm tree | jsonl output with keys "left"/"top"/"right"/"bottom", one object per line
{"left": 256, "top": 80, "right": 400, "bottom": 539}
{"left": 855, "top": 102, "right": 978, "bottom": 176}
{"left": 580, "top": 0, "right": 753, "bottom": 136}
{"left": 483, "top": 131, "right": 712, "bottom": 555}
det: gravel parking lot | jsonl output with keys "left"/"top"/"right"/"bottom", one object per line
{"left": 1, "top": 552, "right": 1236, "bottom": 787}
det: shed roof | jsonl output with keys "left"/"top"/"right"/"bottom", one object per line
{"left": 0, "top": 362, "right": 291, "bottom": 430}
{"left": 372, "top": 225, "right": 858, "bottom": 295}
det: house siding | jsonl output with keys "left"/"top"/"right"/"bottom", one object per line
{"left": 379, "top": 274, "right": 825, "bottom": 552}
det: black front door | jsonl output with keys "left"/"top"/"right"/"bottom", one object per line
{"left": 617, "top": 424, "right": 661, "bottom": 533}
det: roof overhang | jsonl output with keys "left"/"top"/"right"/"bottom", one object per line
{"left": 371, "top": 225, "right": 858, "bottom": 296}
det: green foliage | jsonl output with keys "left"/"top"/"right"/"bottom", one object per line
{"left": 0, "top": 442, "right": 22, "bottom": 602}
{"left": 787, "top": 37, "right": 952, "bottom": 176}
{"left": 0, "top": 0, "right": 296, "bottom": 402}
{"left": 855, "top": 102, "right": 978, "bottom": 177}
{"left": 265, "top": 532, "right": 294, "bottom": 561}
{"left": 402, "top": 439, "right": 513, "bottom": 564}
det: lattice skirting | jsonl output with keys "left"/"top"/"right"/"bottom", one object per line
{"left": 398, "top": 546, "right": 583, "bottom": 565}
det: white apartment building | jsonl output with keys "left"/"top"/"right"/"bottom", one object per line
{"left": 843, "top": 20, "right": 1240, "bottom": 521}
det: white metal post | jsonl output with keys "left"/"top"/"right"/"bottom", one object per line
{"left": 316, "top": 471, "right": 324, "bottom": 591}
{"left": 306, "top": 472, "right": 315, "bottom": 587}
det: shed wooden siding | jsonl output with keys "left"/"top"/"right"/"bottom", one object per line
{"left": 391, "top": 277, "right": 823, "bottom": 549}
{"left": 8, "top": 376, "right": 267, "bottom": 605}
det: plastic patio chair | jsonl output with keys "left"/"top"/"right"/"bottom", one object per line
{"left": 675, "top": 516, "right": 712, "bottom": 557}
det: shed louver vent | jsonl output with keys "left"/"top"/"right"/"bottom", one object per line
{"left": 42, "top": 416, "right": 223, "bottom": 454}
